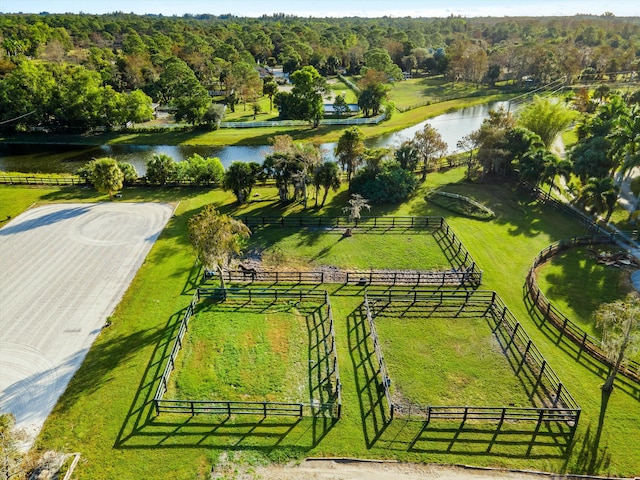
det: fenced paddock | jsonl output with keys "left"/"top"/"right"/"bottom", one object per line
{"left": 525, "top": 236, "right": 640, "bottom": 384}
{"left": 230, "top": 216, "right": 482, "bottom": 288}
{"left": 361, "top": 290, "right": 580, "bottom": 433}
{"left": 153, "top": 288, "right": 342, "bottom": 419}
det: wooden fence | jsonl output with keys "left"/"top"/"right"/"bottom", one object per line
{"left": 525, "top": 236, "right": 640, "bottom": 384}
{"left": 363, "top": 290, "right": 581, "bottom": 429}
{"left": 215, "top": 268, "right": 480, "bottom": 288}
{"left": 0, "top": 175, "right": 86, "bottom": 186}
{"left": 236, "top": 214, "right": 444, "bottom": 230}
{"left": 154, "top": 288, "right": 342, "bottom": 419}
{"left": 232, "top": 216, "right": 482, "bottom": 288}
{"left": 362, "top": 295, "right": 394, "bottom": 418}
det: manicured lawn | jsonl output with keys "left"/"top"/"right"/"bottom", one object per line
{"left": 218, "top": 95, "right": 280, "bottom": 122}
{"left": 327, "top": 79, "right": 359, "bottom": 103}
{"left": 388, "top": 77, "right": 502, "bottom": 110}
{"left": 3, "top": 168, "right": 640, "bottom": 478}
{"left": 535, "top": 246, "right": 634, "bottom": 337}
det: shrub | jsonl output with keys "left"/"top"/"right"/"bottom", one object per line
{"left": 426, "top": 191, "right": 495, "bottom": 220}
{"left": 351, "top": 161, "right": 419, "bottom": 203}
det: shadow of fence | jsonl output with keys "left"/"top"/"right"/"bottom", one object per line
{"left": 524, "top": 235, "right": 640, "bottom": 385}
{"left": 357, "top": 290, "right": 580, "bottom": 454}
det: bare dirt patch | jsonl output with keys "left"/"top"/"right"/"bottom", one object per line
{"left": 241, "top": 459, "right": 596, "bottom": 480}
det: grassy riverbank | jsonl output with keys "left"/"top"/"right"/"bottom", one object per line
{"left": 0, "top": 93, "right": 511, "bottom": 147}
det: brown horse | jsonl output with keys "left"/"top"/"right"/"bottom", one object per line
{"left": 238, "top": 264, "right": 257, "bottom": 280}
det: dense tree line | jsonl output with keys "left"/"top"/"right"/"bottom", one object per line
{"left": 465, "top": 90, "right": 640, "bottom": 222}
{"left": 1, "top": 12, "right": 639, "bottom": 131}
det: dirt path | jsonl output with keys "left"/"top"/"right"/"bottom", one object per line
{"left": 245, "top": 459, "right": 624, "bottom": 480}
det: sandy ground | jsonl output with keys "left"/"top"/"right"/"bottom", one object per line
{"left": 236, "top": 459, "right": 632, "bottom": 480}
{"left": 0, "top": 202, "right": 174, "bottom": 446}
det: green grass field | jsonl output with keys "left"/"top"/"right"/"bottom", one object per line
{"left": 169, "top": 302, "right": 309, "bottom": 402}
{"left": 375, "top": 314, "right": 534, "bottom": 408}
{"left": 3, "top": 167, "right": 640, "bottom": 478}
{"left": 535, "top": 246, "right": 634, "bottom": 337}
{"left": 250, "top": 228, "right": 450, "bottom": 271}
{"left": 388, "top": 77, "right": 502, "bottom": 110}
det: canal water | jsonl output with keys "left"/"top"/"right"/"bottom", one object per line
{"left": 0, "top": 101, "right": 508, "bottom": 175}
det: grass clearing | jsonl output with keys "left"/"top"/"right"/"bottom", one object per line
{"left": 376, "top": 314, "right": 531, "bottom": 407}
{"left": 169, "top": 300, "right": 309, "bottom": 402}
{"left": 534, "top": 245, "right": 637, "bottom": 350}
{"left": 250, "top": 228, "right": 451, "bottom": 271}
{"left": 4, "top": 168, "right": 640, "bottom": 478}
{"left": 388, "top": 77, "right": 502, "bottom": 110}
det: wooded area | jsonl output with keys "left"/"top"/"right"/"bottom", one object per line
{"left": 1, "top": 12, "right": 639, "bottom": 130}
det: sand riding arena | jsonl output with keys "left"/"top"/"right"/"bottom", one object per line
{"left": 0, "top": 202, "right": 174, "bottom": 445}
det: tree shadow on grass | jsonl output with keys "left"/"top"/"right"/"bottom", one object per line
{"left": 561, "top": 389, "right": 612, "bottom": 475}
{"left": 181, "top": 261, "right": 205, "bottom": 295}
{"left": 347, "top": 304, "right": 392, "bottom": 448}
{"left": 50, "top": 322, "right": 167, "bottom": 417}
{"left": 523, "top": 286, "right": 640, "bottom": 401}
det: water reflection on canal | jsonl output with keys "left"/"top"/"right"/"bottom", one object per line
{"left": 0, "top": 101, "right": 508, "bottom": 175}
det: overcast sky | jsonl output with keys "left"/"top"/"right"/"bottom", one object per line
{"left": 2, "top": 0, "right": 639, "bottom": 17}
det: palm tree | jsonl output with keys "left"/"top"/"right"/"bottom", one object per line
{"left": 223, "top": 161, "right": 260, "bottom": 204}
{"left": 313, "top": 162, "right": 341, "bottom": 207}
{"left": 579, "top": 176, "right": 620, "bottom": 222}
{"left": 89, "top": 157, "right": 123, "bottom": 199}
{"left": 541, "top": 155, "right": 573, "bottom": 195}
{"left": 394, "top": 140, "right": 419, "bottom": 172}
{"left": 518, "top": 149, "right": 546, "bottom": 186}
{"left": 145, "top": 153, "right": 176, "bottom": 186}
{"left": 262, "top": 77, "right": 278, "bottom": 112}
{"left": 608, "top": 104, "right": 640, "bottom": 176}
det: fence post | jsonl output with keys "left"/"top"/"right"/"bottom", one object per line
{"left": 554, "top": 383, "right": 563, "bottom": 407}
{"left": 560, "top": 317, "right": 569, "bottom": 339}
{"left": 580, "top": 332, "right": 588, "bottom": 353}
{"left": 534, "top": 360, "right": 547, "bottom": 393}
{"left": 508, "top": 323, "right": 520, "bottom": 349}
